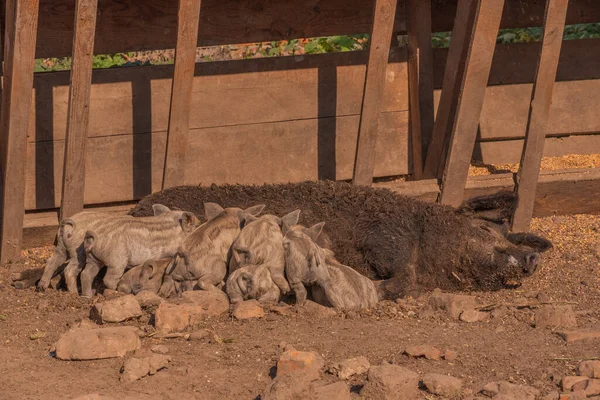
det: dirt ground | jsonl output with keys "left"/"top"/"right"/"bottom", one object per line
{"left": 1, "top": 212, "right": 599, "bottom": 400}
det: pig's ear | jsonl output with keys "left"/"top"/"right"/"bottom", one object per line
{"left": 280, "top": 210, "right": 301, "bottom": 228}
{"left": 232, "top": 248, "right": 242, "bottom": 265}
{"left": 180, "top": 212, "right": 197, "bottom": 232}
{"left": 245, "top": 204, "right": 266, "bottom": 217}
{"left": 505, "top": 233, "right": 553, "bottom": 253}
{"left": 305, "top": 222, "right": 325, "bottom": 242}
{"left": 141, "top": 261, "right": 156, "bottom": 280}
{"left": 84, "top": 231, "right": 96, "bottom": 252}
{"left": 152, "top": 204, "right": 171, "bottom": 216}
{"left": 244, "top": 214, "right": 258, "bottom": 225}
{"left": 204, "top": 202, "right": 224, "bottom": 221}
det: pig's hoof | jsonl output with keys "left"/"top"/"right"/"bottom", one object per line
{"left": 36, "top": 283, "right": 47, "bottom": 292}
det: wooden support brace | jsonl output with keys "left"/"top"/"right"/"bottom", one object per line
{"left": 162, "top": 0, "right": 202, "bottom": 189}
{"left": 511, "top": 0, "right": 569, "bottom": 232}
{"left": 0, "top": 0, "right": 40, "bottom": 262}
{"left": 436, "top": 0, "right": 505, "bottom": 207}
{"left": 60, "top": 0, "right": 98, "bottom": 220}
{"left": 352, "top": 0, "right": 398, "bottom": 186}
{"left": 406, "top": 0, "right": 434, "bottom": 180}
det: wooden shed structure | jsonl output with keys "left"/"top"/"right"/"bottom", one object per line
{"left": 1, "top": 0, "right": 600, "bottom": 262}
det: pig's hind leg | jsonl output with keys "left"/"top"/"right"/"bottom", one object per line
{"left": 196, "top": 258, "right": 227, "bottom": 291}
{"left": 37, "top": 245, "right": 68, "bottom": 291}
{"left": 80, "top": 257, "right": 103, "bottom": 297}
{"left": 102, "top": 261, "right": 128, "bottom": 291}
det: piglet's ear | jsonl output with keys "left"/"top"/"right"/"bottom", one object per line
{"left": 505, "top": 233, "right": 553, "bottom": 253}
{"left": 305, "top": 222, "right": 325, "bottom": 242}
{"left": 204, "top": 203, "right": 224, "bottom": 221}
{"left": 280, "top": 210, "right": 301, "bottom": 228}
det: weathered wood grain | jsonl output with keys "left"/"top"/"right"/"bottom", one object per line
{"left": 353, "top": 0, "right": 399, "bottom": 186}
{"left": 406, "top": 0, "right": 434, "bottom": 179}
{"left": 0, "top": 0, "right": 40, "bottom": 262}
{"left": 60, "top": 0, "right": 98, "bottom": 220}
{"left": 162, "top": 0, "right": 202, "bottom": 189}
{"left": 512, "top": 0, "right": 569, "bottom": 232}
{"left": 438, "top": 0, "right": 506, "bottom": 207}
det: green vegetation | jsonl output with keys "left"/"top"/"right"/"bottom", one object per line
{"left": 34, "top": 23, "right": 600, "bottom": 72}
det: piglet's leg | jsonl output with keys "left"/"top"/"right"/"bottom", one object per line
{"left": 64, "top": 259, "right": 85, "bottom": 295}
{"left": 103, "top": 262, "right": 128, "bottom": 291}
{"left": 289, "top": 280, "right": 307, "bottom": 306}
{"left": 269, "top": 269, "right": 291, "bottom": 295}
{"left": 258, "top": 286, "right": 281, "bottom": 305}
{"left": 80, "top": 258, "right": 103, "bottom": 297}
{"left": 37, "top": 246, "right": 68, "bottom": 290}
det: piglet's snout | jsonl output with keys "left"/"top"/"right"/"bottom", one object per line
{"left": 524, "top": 253, "right": 540, "bottom": 275}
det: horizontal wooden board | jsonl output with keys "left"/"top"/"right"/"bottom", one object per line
{"left": 7, "top": 0, "right": 599, "bottom": 58}
{"left": 25, "top": 112, "right": 410, "bottom": 210}
{"left": 474, "top": 135, "right": 600, "bottom": 164}
{"left": 28, "top": 49, "right": 407, "bottom": 143}
{"left": 23, "top": 167, "right": 600, "bottom": 247}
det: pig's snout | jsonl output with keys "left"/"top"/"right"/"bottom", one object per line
{"left": 524, "top": 252, "right": 540, "bottom": 275}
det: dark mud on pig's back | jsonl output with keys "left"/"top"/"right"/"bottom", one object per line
{"left": 128, "top": 181, "right": 425, "bottom": 279}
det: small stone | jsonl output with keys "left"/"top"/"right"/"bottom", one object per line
{"left": 585, "top": 379, "right": 600, "bottom": 396}
{"left": 90, "top": 295, "right": 142, "bottom": 324}
{"left": 232, "top": 300, "right": 265, "bottom": 319}
{"left": 120, "top": 353, "right": 171, "bottom": 383}
{"left": 578, "top": 361, "right": 600, "bottom": 378}
{"left": 491, "top": 307, "right": 507, "bottom": 319}
{"left": 404, "top": 344, "right": 442, "bottom": 360}
{"left": 562, "top": 376, "right": 589, "bottom": 391}
{"left": 429, "top": 289, "right": 477, "bottom": 319}
{"left": 460, "top": 309, "right": 489, "bottom": 323}
{"left": 422, "top": 373, "right": 463, "bottom": 397}
{"left": 480, "top": 382, "right": 500, "bottom": 397}
{"left": 329, "top": 356, "right": 370, "bottom": 380}
{"left": 557, "top": 331, "right": 600, "bottom": 342}
{"left": 150, "top": 345, "right": 168, "bottom": 354}
{"left": 573, "top": 380, "right": 589, "bottom": 391}
{"left": 443, "top": 349, "right": 458, "bottom": 361}
{"left": 70, "top": 318, "right": 99, "bottom": 330}
{"left": 270, "top": 304, "right": 293, "bottom": 316}
{"left": 541, "top": 391, "right": 560, "bottom": 400}
{"left": 481, "top": 381, "right": 539, "bottom": 400}
{"left": 187, "top": 330, "right": 210, "bottom": 341}
{"left": 135, "top": 291, "right": 162, "bottom": 308}
{"left": 361, "top": 364, "right": 420, "bottom": 400}
{"left": 535, "top": 305, "right": 577, "bottom": 329}
{"left": 313, "top": 381, "right": 351, "bottom": 400}
{"left": 262, "top": 374, "right": 311, "bottom": 400}
{"left": 154, "top": 291, "right": 229, "bottom": 334}
{"left": 276, "top": 349, "right": 325, "bottom": 381}
{"left": 102, "top": 289, "right": 122, "bottom": 299}
{"left": 298, "top": 301, "right": 337, "bottom": 318}
{"left": 54, "top": 326, "right": 141, "bottom": 360}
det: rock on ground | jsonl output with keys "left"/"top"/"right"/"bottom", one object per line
{"left": 135, "top": 291, "right": 162, "bottom": 308}
{"left": 361, "top": 364, "right": 420, "bottom": 400}
{"left": 329, "top": 356, "right": 370, "bottom": 380}
{"left": 422, "top": 373, "right": 463, "bottom": 396}
{"left": 429, "top": 289, "right": 477, "bottom": 319}
{"left": 120, "top": 353, "right": 172, "bottom": 383}
{"left": 579, "top": 361, "right": 600, "bottom": 378}
{"left": 562, "top": 376, "right": 589, "bottom": 391}
{"left": 151, "top": 345, "right": 169, "bottom": 354}
{"left": 559, "top": 330, "right": 600, "bottom": 342}
{"left": 298, "top": 300, "right": 337, "bottom": 318}
{"left": 313, "top": 381, "right": 351, "bottom": 400}
{"left": 460, "top": 309, "right": 490, "bottom": 323}
{"left": 262, "top": 376, "right": 350, "bottom": 400}
{"left": 232, "top": 300, "right": 265, "bottom": 319}
{"left": 480, "top": 381, "right": 540, "bottom": 400}
{"left": 585, "top": 379, "right": 600, "bottom": 397}
{"left": 90, "top": 295, "right": 143, "bottom": 324}
{"left": 535, "top": 305, "right": 577, "bottom": 329}
{"left": 154, "top": 290, "right": 229, "bottom": 334}
{"left": 276, "top": 349, "right": 325, "bottom": 381}
{"left": 404, "top": 344, "right": 442, "bottom": 360}
{"left": 54, "top": 326, "right": 141, "bottom": 361}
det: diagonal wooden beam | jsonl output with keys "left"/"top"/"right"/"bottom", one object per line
{"left": 406, "top": 0, "right": 434, "bottom": 180}
{"left": 60, "top": 0, "right": 98, "bottom": 220}
{"left": 437, "top": 0, "right": 505, "bottom": 207}
{"left": 0, "top": 0, "right": 40, "bottom": 262}
{"left": 162, "top": 0, "right": 202, "bottom": 189}
{"left": 511, "top": 0, "right": 569, "bottom": 232}
{"left": 352, "top": 0, "right": 398, "bottom": 186}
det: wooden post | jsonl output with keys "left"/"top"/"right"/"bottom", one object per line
{"left": 162, "top": 0, "right": 202, "bottom": 189}
{"left": 0, "top": 0, "right": 40, "bottom": 262}
{"left": 437, "top": 0, "right": 505, "bottom": 207}
{"left": 60, "top": 0, "right": 98, "bottom": 220}
{"left": 352, "top": 0, "right": 398, "bottom": 186}
{"left": 512, "top": 0, "right": 569, "bottom": 232}
{"left": 406, "top": 0, "right": 434, "bottom": 180}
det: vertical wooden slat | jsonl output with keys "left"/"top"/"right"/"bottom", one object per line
{"left": 422, "top": 0, "right": 479, "bottom": 179}
{"left": 406, "top": 0, "right": 434, "bottom": 180}
{"left": 162, "top": 0, "right": 202, "bottom": 189}
{"left": 352, "top": 0, "right": 398, "bottom": 186}
{"left": 512, "top": 0, "right": 569, "bottom": 232}
{"left": 0, "top": 0, "right": 40, "bottom": 262}
{"left": 60, "top": 0, "right": 98, "bottom": 220}
{"left": 437, "top": 0, "right": 505, "bottom": 207}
